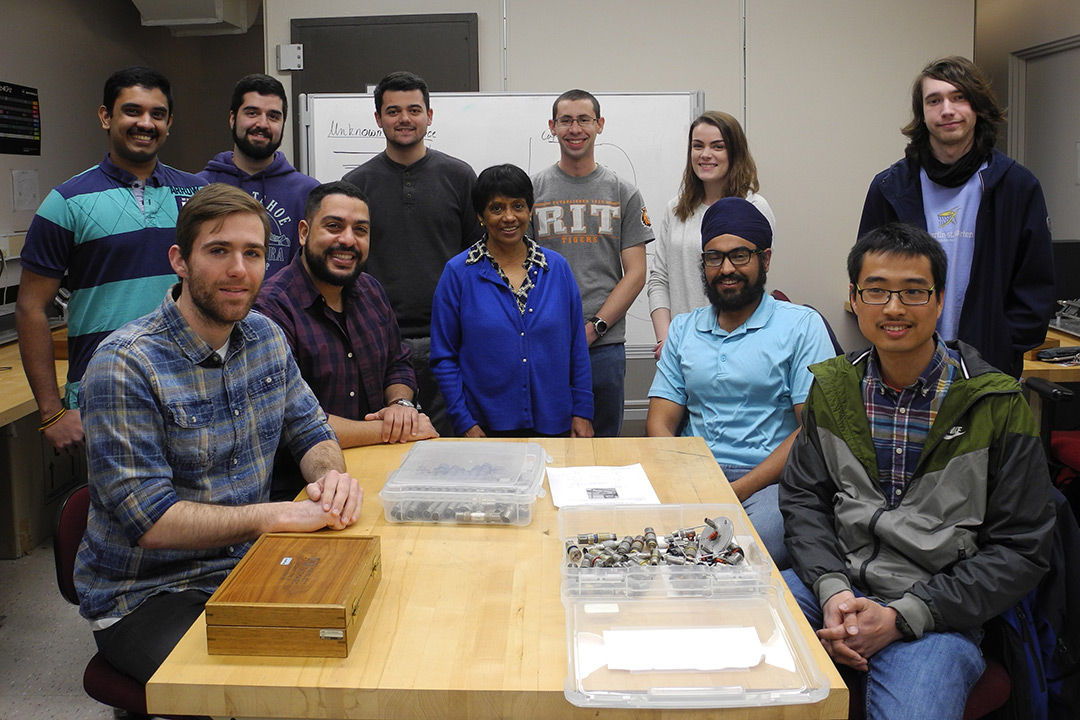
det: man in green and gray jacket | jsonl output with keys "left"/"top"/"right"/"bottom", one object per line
{"left": 779, "top": 222, "right": 1055, "bottom": 720}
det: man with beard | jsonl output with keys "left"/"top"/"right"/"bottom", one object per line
{"left": 342, "top": 71, "right": 479, "bottom": 437}
{"left": 16, "top": 66, "right": 205, "bottom": 454}
{"left": 646, "top": 198, "right": 834, "bottom": 568}
{"left": 256, "top": 181, "right": 437, "bottom": 500}
{"left": 859, "top": 56, "right": 1054, "bottom": 377}
{"left": 76, "top": 183, "right": 362, "bottom": 686}
{"left": 198, "top": 74, "right": 319, "bottom": 277}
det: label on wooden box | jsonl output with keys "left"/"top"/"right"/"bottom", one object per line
{"left": 205, "top": 533, "right": 381, "bottom": 658}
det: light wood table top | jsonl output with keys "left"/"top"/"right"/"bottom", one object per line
{"left": 1023, "top": 327, "right": 1080, "bottom": 382}
{"left": 147, "top": 437, "right": 848, "bottom": 720}
{"left": 0, "top": 331, "right": 67, "bottom": 427}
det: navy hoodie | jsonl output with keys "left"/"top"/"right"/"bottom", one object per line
{"left": 197, "top": 151, "right": 320, "bottom": 277}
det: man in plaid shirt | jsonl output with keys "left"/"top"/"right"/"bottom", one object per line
{"left": 75, "top": 184, "right": 363, "bottom": 686}
{"left": 256, "top": 181, "right": 439, "bottom": 499}
{"left": 779, "top": 223, "right": 1054, "bottom": 720}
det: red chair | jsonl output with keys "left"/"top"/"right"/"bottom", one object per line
{"left": 1025, "top": 376, "right": 1080, "bottom": 516}
{"left": 52, "top": 485, "right": 152, "bottom": 717}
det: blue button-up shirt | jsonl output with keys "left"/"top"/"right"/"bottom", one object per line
{"left": 74, "top": 285, "right": 336, "bottom": 621}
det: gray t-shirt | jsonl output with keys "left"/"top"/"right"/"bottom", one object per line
{"left": 531, "top": 164, "right": 654, "bottom": 346}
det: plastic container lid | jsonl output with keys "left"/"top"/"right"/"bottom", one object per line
{"left": 562, "top": 579, "right": 829, "bottom": 709}
{"left": 559, "top": 504, "right": 825, "bottom": 708}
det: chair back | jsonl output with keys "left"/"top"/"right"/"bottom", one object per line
{"left": 53, "top": 484, "right": 89, "bottom": 606}
{"left": 771, "top": 289, "right": 845, "bottom": 356}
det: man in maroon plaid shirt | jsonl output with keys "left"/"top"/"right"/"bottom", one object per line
{"left": 257, "top": 181, "right": 438, "bottom": 499}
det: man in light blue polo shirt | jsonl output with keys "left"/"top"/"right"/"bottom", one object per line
{"left": 647, "top": 198, "right": 834, "bottom": 568}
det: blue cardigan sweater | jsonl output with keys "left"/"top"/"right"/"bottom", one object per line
{"left": 430, "top": 243, "right": 593, "bottom": 435}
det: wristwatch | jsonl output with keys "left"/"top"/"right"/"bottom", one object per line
{"left": 389, "top": 398, "right": 417, "bottom": 409}
{"left": 894, "top": 609, "right": 916, "bottom": 640}
{"left": 588, "top": 316, "right": 609, "bottom": 338}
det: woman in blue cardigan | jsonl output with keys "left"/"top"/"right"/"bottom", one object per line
{"left": 431, "top": 164, "right": 594, "bottom": 437}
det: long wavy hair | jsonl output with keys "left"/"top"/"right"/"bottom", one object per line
{"left": 902, "top": 56, "right": 1004, "bottom": 159}
{"left": 674, "top": 111, "right": 760, "bottom": 222}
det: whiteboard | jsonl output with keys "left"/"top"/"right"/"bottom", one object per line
{"left": 298, "top": 91, "right": 704, "bottom": 350}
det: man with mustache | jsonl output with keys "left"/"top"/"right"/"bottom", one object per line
{"left": 76, "top": 183, "right": 362, "bottom": 687}
{"left": 256, "top": 181, "right": 437, "bottom": 500}
{"left": 646, "top": 198, "right": 835, "bottom": 568}
{"left": 198, "top": 73, "right": 319, "bottom": 277}
{"left": 779, "top": 223, "right": 1054, "bottom": 719}
{"left": 16, "top": 66, "right": 205, "bottom": 455}
{"left": 342, "top": 71, "right": 479, "bottom": 438}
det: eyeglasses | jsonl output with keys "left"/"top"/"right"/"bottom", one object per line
{"left": 855, "top": 285, "right": 936, "bottom": 306}
{"left": 554, "top": 115, "right": 598, "bottom": 128}
{"left": 701, "top": 248, "right": 763, "bottom": 267}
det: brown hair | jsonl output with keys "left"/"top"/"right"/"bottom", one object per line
{"left": 551, "top": 89, "right": 600, "bottom": 120}
{"left": 174, "top": 183, "right": 269, "bottom": 260}
{"left": 902, "top": 56, "right": 1004, "bottom": 156}
{"left": 673, "top": 111, "right": 760, "bottom": 222}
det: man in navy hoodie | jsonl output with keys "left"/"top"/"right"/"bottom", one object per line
{"left": 198, "top": 74, "right": 319, "bottom": 277}
{"left": 859, "top": 56, "right": 1054, "bottom": 377}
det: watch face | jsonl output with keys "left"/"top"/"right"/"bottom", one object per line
{"left": 595, "top": 319, "right": 608, "bottom": 334}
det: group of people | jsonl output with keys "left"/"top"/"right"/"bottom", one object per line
{"left": 14, "top": 55, "right": 1064, "bottom": 719}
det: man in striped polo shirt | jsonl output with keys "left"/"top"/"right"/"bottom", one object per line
{"left": 16, "top": 66, "right": 205, "bottom": 453}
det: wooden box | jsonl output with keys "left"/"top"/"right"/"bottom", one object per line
{"left": 205, "top": 533, "right": 381, "bottom": 658}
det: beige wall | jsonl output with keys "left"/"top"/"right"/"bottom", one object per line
{"left": 0, "top": 0, "right": 262, "bottom": 238}
{"left": 975, "top": 0, "right": 1080, "bottom": 241}
{"left": 0, "top": 0, "right": 149, "bottom": 236}
{"left": 1023, "top": 46, "right": 1080, "bottom": 240}
{"left": 266, "top": 0, "right": 973, "bottom": 352}
{"left": 0, "top": 0, "right": 988, "bottom": 419}
{"left": 975, "top": 0, "right": 1080, "bottom": 117}
{"left": 0, "top": 0, "right": 980, "bottom": 339}
{"left": 263, "top": 0, "right": 744, "bottom": 161}
{"left": 748, "top": 1, "right": 974, "bottom": 349}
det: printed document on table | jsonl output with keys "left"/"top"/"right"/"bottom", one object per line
{"left": 546, "top": 463, "right": 660, "bottom": 507}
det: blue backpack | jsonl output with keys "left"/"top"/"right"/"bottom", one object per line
{"left": 982, "top": 491, "right": 1080, "bottom": 720}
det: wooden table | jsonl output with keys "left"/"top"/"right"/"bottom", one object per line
{"left": 0, "top": 329, "right": 67, "bottom": 426}
{"left": 1023, "top": 327, "right": 1080, "bottom": 382}
{"left": 146, "top": 437, "right": 848, "bottom": 720}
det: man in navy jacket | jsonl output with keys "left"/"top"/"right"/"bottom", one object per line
{"left": 859, "top": 56, "right": 1054, "bottom": 377}
{"left": 198, "top": 74, "right": 319, "bottom": 277}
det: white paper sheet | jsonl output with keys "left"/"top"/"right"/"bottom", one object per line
{"left": 546, "top": 463, "right": 660, "bottom": 507}
{"left": 604, "top": 627, "right": 764, "bottom": 671}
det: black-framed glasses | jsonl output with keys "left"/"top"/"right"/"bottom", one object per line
{"left": 554, "top": 115, "right": 597, "bottom": 128}
{"left": 701, "top": 248, "right": 763, "bottom": 267}
{"left": 855, "top": 285, "right": 936, "bottom": 306}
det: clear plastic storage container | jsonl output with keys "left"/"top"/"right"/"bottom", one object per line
{"left": 378, "top": 441, "right": 547, "bottom": 526}
{"left": 558, "top": 504, "right": 828, "bottom": 709}
{"left": 558, "top": 503, "right": 771, "bottom": 585}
